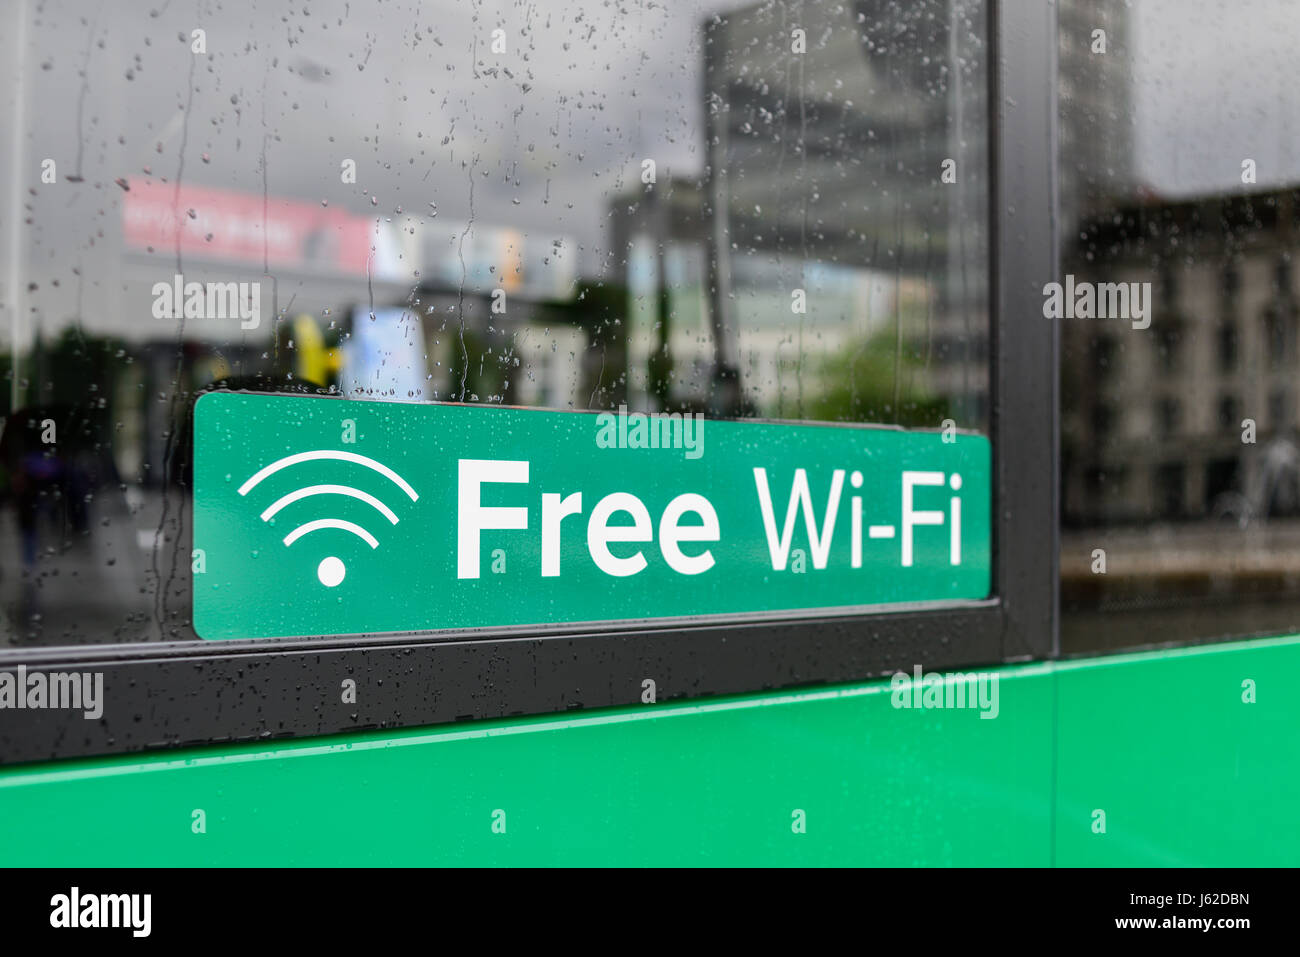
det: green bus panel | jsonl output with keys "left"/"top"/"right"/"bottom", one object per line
{"left": 0, "top": 635, "right": 1296, "bottom": 866}
{"left": 1053, "top": 637, "right": 1300, "bottom": 867}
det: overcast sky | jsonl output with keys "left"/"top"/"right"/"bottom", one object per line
{"left": 3, "top": 0, "right": 1299, "bottom": 340}
{"left": 1133, "top": 0, "right": 1300, "bottom": 196}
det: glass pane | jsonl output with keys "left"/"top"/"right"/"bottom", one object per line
{"left": 1059, "top": 0, "right": 1300, "bottom": 652}
{"left": 0, "top": 0, "right": 988, "bottom": 646}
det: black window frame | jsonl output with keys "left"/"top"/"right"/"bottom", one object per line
{"left": 0, "top": 0, "right": 1059, "bottom": 767}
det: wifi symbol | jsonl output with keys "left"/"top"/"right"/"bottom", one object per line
{"left": 238, "top": 450, "right": 419, "bottom": 588}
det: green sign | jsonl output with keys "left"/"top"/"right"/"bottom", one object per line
{"left": 192, "top": 393, "right": 991, "bottom": 640}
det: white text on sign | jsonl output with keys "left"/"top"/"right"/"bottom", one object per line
{"left": 456, "top": 460, "right": 963, "bottom": 579}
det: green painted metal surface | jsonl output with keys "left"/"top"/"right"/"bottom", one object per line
{"left": 1053, "top": 636, "right": 1300, "bottom": 866}
{"left": 0, "top": 635, "right": 1295, "bottom": 866}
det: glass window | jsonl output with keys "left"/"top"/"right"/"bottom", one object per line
{"left": 1, "top": 0, "right": 990, "bottom": 647}
{"left": 1059, "top": 0, "right": 1300, "bottom": 652}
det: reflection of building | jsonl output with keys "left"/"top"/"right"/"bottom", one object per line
{"left": 609, "top": 0, "right": 1133, "bottom": 428}
{"left": 611, "top": 0, "right": 992, "bottom": 424}
{"left": 95, "top": 177, "right": 590, "bottom": 480}
{"left": 706, "top": 0, "right": 989, "bottom": 425}
{"left": 1062, "top": 187, "right": 1300, "bottom": 526}
{"left": 611, "top": 175, "right": 942, "bottom": 421}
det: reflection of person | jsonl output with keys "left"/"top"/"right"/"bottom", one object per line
{"left": 3, "top": 416, "right": 59, "bottom": 570}
{"left": 13, "top": 446, "right": 62, "bottom": 567}
{"left": 0, "top": 409, "right": 95, "bottom": 571}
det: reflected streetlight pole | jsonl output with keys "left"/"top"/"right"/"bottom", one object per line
{"left": 702, "top": 20, "right": 741, "bottom": 418}
{"left": 6, "top": 0, "right": 30, "bottom": 411}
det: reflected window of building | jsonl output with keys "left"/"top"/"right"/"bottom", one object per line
{"left": 1269, "top": 389, "right": 1290, "bottom": 432}
{"left": 1217, "top": 320, "right": 1239, "bottom": 373}
{"left": 1219, "top": 395, "right": 1241, "bottom": 433}
{"left": 1154, "top": 320, "right": 1183, "bottom": 374}
{"left": 1091, "top": 335, "right": 1119, "bottom": 381}
{"left": 1156, "top": 397, "right": 1181, "bottom": 439}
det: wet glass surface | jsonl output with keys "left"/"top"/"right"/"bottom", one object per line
{"left": 1059, "top": 0, "right": 1300, "bottom": 652}
{"left": 0, "top": 0, "right": 989, "bottom": 645}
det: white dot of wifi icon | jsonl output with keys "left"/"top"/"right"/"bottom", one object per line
{"left": 237, "top": 450, "right": 419, "bottom": 587}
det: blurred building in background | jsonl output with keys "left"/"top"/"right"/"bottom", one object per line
{"left": 1062, "top": 187, "right": 1300, "bottom": 527}
{"left": 1057, "top": 0, "right": 1300, "bottom": 530}
{"left": 1055, "top": 0, "right": 1300, "bottom": 650}
{"left": 611, "top": 0, "right": 992, "bottom": 426}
